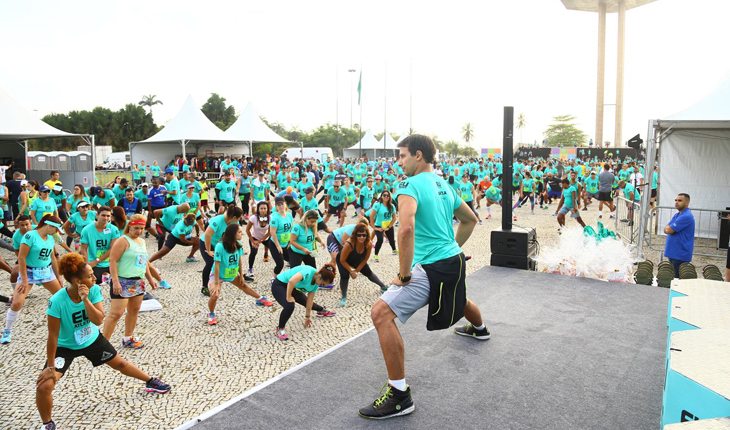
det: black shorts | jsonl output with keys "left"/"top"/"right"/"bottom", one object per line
{"left": 651, "top": 189, "right": 657, "bottom": 198}
{"left": 43, "top": 334, "right": 117, "bottom": 374}
{"left": 164, "top": 233, "right": 184, "bottom": 249}
{"left": 92, "top": 266, "right": 110, "bottom": 285}
{"left": 326, "top": 233, "right": 341, "bottom": 254}
{"left": 598, "top": 191, "right": 613, "bottom": 202}
{"left": 328, "top": 204, "right": 344, "bottom": 215}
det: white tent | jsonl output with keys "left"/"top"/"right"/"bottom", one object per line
{"left": 343, "top": 131, "right": 398, "bottom": 159}
{"left": 130, "top": 95, "right": 245, "bottom": 166}
{"left": 0, "top": 87, "right": 92, "bottom": 181}
{"left": 224, "top": 102, "right": 291, "bottom": 148}
{"left": 641, "top": 79, "right": 730, "bottom": 245}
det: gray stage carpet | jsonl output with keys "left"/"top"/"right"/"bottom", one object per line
{"left": 193, "top": 266, "right": 667, "bottom": 430}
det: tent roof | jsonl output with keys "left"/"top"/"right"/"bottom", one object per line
{"left": 346, "top": 131, "right": 384, "bottom": 150}
{"left": 656, "top": 79, "right": 730, "bottom": 130}
{"left": 133, "top": 95, "right": 241, "bottom": 144}
{"left": 0, "top": 88, "right": 80, "bottom": 140}
{"left": 224, "top": 102, "right": 291, "bottom": 143}
{"left": 377, "top": 134, "right": 399, "bottom": 149}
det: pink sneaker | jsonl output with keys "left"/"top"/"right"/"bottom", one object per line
{"left": 275, "top": 328, "right": 289, "bottom": 341}
{"left": 316, "top": 310, "right": 336, "bottom": 318}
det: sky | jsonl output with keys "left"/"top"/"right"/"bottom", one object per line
{"left": 1, "top": 0, "right": 729, "bottom": 149}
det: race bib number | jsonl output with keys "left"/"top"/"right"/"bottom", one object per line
{"left": 74, "top": 326, "right": 93, "bottom": 345}
{"left": 223, "top": 266, "right": 239, "bottom": 279}
{"left": 43, "top": 211, "right": 54, "bottom": 218}
{"left": 96, "top": 250, "right": 109, "bottom": 264}
{"left": 29, "top": 266, "right": 53, "bottom": 283}
{"left": 382, "top": 220, "right": 392, "bottom": 230}
{"left": 280, "top": 232, "right": 291, "bottom": 243}
{"left": 224, "top": 191, "right": 233, "bottom": 201}
{"left": 461, "top": 192, "right": 470, "bottom": 200}
{"left": 135, "top": 254, "right": 148, "bottom": 269}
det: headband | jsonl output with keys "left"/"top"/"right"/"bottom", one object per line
{"left": 45, "top": 220, "right": 62, "bottom": 229}
{"left": 129, "top": 220, "right": 146, "bottom": 226}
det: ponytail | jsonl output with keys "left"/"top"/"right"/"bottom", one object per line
{"left": 318, "top": 263, "right": 336, "bottom": 283}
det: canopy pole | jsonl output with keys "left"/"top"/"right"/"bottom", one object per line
{"left": 90, "top": 134, "right": 96, "bottom": 186}
{"left": 181, "top": 139, "right": 187, "bottom": 161}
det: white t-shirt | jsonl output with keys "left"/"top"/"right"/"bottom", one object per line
{"left": 0, "top": 165, "right": 8, "bottom": 184}
{"left": 248, "top": 215, "right": 270, "bottom": 240}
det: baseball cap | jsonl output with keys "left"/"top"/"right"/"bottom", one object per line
{"left": 140, "top": 182, "right": 149, "bottom": 187}
{"left": 39, "top": 185, "right": 50, "bottom": 192}
{"left": 164, "top": 168, "right": 174, "bottom": 174}
{"left": 258, "top": 171, "right": 264, "bottom": 175}
{"left": 20, "top": 179, "right": 28, "bottom": 186}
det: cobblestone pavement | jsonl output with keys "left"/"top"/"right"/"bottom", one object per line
{"left": 0, "top": 202, "right": 723, "bottom": 429}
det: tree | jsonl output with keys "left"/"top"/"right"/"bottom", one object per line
{"left": 544, "top": 115, "right": 588, "bottom": 147}
{"left": 516, "top": 113, "right": 526, "bottom": 144}
{"left": 201, "top": 93, "right": 237, "bottom": 130}
{"left": 462, "top": 122, "right": 474, "bottom": 144}
{"left": 444, "top": 140, "right": 460, "bottom": 158}
{"left": 138, "top": 94, "right": 163, "bottom": 117}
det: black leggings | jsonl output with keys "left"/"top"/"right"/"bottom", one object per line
{"left": 0, "top": 225, "right": 13, "bottom": 239}
{"left": 200, "top": 238, "right": 214, "bottom": 288}
{"left": 240, "top": 194, "right": 250, "bottom": 215}
{"left": 336, "top": 255, "right": 385, "bottom": 298}
{"left": 289, "top": 250, "right": 316, "bottom": 268}
{"left": 249, "top": 238, "right": 285, "bottom": 274}
{"left": 271, "top": 279, "right": 324, "bottom": 328}
{"left": 374, "top": 228, "right": 396, "bottom": 255}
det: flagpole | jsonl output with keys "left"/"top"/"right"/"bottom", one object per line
{"left": 409, "top": 58, "right": 413, "bottom": 135}
{"left": 358, "top": 67, "right": 363, "bottom": 159}
{"left": 335, "top": 65, "right": 340, "bottom": 149}
{"left": 383, "top": 60, "right": 387, "bottom": 158}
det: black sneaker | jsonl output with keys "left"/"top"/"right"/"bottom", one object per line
{"left": 454, "top": 323, "right": 491, "bottom": 340}
{"left": 40, "top": 421, "right": 56, "bottom": 430}
{"left": 359, "top": 384, "right": 415, "bottom": 420}
{"left": 201, "top": 286, "right": 210, "bottom": 297}
{"left": 145, "top": 377, "right": 171, "bottom": 394}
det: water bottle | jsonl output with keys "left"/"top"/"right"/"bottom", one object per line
{"left": 73, "top": 237, "right": 80, "bottom": 251}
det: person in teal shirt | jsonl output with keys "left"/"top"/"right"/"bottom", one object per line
{"left": 79, "top": 207, "right": 121, "bottom": 280}
{"left": 270, "top": 263, "right": 336, "bottom": 341}
{"left": 149, "top": 212, "right": 200, "bottom": 264}
{"left": 556, "top": 178, "right": 586, "bottom": 229}
{"left": 619, "top": 180, "right": 641, "bottom": 226}
{"left": 35, "top": 253, "right": 170, "bottom": 430}
{"left": 514, "top": 172, "right": 536, "bottom": 215}
{"left": 270, "top": 197, "right": 294, "bottom": 263}
{"left": 134, "top": 184, "right": 150, "bottom": 209}
{"left": 583, "top": 171, "right": 600, "bottom": 210}
{"left": 63, "top": 201, "right": 97, "bottom": 249}
{"left": 206, "top": 223, "right": 273, "bottom": 325}
{"left": 215, "top": 173, "right": 237, "bottom": 209}
{"left": 324, "top": 181, "right": 347, "bottom": 227}
{"left": 91, "top": 188, "right": 115, "bottom": 209}
{"left": 153, "top": 203, "right": 189, "bottom": 251}
{"left": 368, "top": 191, "right": 398, "bottom": 261}
{"left": 358, "top": 177, "right": 376, "bottom": 216}
{"left": 200, "top": 205, "right": 243, "bottom": 297}
{"left": 250, "top": 171, "right": 271, "bottom": 205}
{"left": 111, "top": 179, "right": 130, "bottom": 204}
{"left": 149, "top": 161, "right": 162, "bottom": 177}
{"left": 289, "top": 210, "right": 325, "bottom": 268}
{"left": 30, "top": 186, "right": 58, "bottom": 225}
{"left": 164, "top": 170, "right": 181, "bottom": 204}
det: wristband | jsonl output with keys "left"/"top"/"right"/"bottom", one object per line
{"left": 398, "top": 273, "right": 412, "bottom": 283}
{"left": 305, "top": 315, "right": 311, "bottom": 319}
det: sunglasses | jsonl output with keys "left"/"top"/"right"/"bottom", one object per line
{"left": 356, "top": 234, "right": 368, "bottom": 237}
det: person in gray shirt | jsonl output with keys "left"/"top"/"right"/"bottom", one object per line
{"left": 597, "top": 164, "right": 616, "bottom": 218}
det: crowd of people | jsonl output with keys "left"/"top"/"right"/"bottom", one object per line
{"left": 1, "top": 136, "right": 710, "bottom": 428}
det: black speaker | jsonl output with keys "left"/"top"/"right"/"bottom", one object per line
{"left": 720, "top": 208, "right": 730, "bottom": 250}
{"left": 627, "top": 134, "right": 643, "bottom": 150}
{"left": 490, "top": 254, "right": 537, "bottom": 270}
{"left": 491, "top": 227, "right": 537, "bottom": 257}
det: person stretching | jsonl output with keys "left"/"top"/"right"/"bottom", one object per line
{"left": 336, "top": 222, "right": 387, "bottom": 307}
{"left": 270, "top": 264, "right": 337, "bottom": 341}
{"left": 35, "top": 252, "right": 170, "bottom": 430}
{"left": 369, "top": 191, "right": 398, "bottom": 263}
{"left": 149, "top": 213, "right": 200, "bottom": 264}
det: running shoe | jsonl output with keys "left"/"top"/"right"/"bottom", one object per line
{"left": 255, "top": 296, "right": 274, "bottom": 307}
{"left": 392, "top": 249, "right": 399, "bottom": 255}
{"left": 39, "top": 421, "right": 56, "bottom": 430}
{"left": 0, "top": 329, "right": 11, "bottom": 344}
{"left": 478, "top": 220, "right": 483, "bottom": 225}
{"left": 263, "top": 255, "right": 270, "bottom": 262}
{"left": 359, "top": 384, "right": 415, "bottom": 420}
{"left": 373, "top": 255, "right": 380, "bottom": 263}
{"left": 159, "top": 280, "right": 172, "bottom": 289}
{"left": 337, "top": 298, "right": 347, "bottom": 307}
{"left": 185, "top": 257, "right": 198, "bottom": 263}
{"left": 316, "top": 309, "right": 336, "bottom": 318}
{"left": 201, "top": 286, "right": 210, "bottom": 297}
{"left": 275, "top": 328, "right": 289, "bottom": 341}
{"left": 380, "top": 285, "right": 388, "bottom": 293}
{"left": 244, "top": 271, "right": 254, "bottom": 282}
{"left": 145, "top": 377, "right": 171, "bottom": 394}
{"left": 207, "top": 313, "right": 217, "bottom": 325}
{"left": 454, "top": 323, "right": 491, "bottom": 340}
{"left": 486, "top": 214, "right": 492, "bottom": 219}
{"left": 122, "top": 337, "right": 144, "bottom": 349}
{"left": 513, "top": 215, "right": 518, "bottom": 221}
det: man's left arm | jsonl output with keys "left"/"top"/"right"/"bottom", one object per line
{"left": 392, "top": 194, "right": 416, "bottom": 285}
{"left": 665, "top": 212, "right": 693, "bottom": 235}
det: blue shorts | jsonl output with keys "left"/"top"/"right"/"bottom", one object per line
{"left": 558, "top": 206, "right": 580, "bottom": 218}
{"left": 23, "top": 265, "right": 57, "bottom": 285}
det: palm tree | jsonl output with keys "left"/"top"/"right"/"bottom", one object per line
{"left": 138, "top": 94, "right": 163, "bottom": 117}
{"left": 517, "top": 113, "right": 526, "bottom": 145}
{"left": 444, "top": 140, "right": 460, "bottom": 159}
{"left": 462, "top": 122, "right": 474, "bottom": 144}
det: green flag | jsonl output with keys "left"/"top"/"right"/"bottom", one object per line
{"left": 357, "top": 71, "right": 362, "bottom": 105}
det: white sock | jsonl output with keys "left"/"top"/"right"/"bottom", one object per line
{"left": 5, "top": 309, "right": 19, "bottom": 331}
{"left": 487, "top": 207, "right": 491, "bottom": 214}
{"left": 389, "top": 378, "right": 407, "bottom": 391}
{"left": 122, "top": 336, "right": 131, "bottom": 342}
{"left": 473, "top": 323, "right": 486, "bottom": 330}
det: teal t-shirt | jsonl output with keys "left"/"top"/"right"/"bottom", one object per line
{"left": 69, "top": 211, "right": 97, "bottom": 234}
{"left": 216, "top": 180, "right": 237, "bottom": 203}
{"left": 333, "top": 224, "right": 356, "bottom": 243}
{"left": 21, "top": 230, "right": 56, "bottom": 268}
{"left": 584, "top": 177, "right": 599, "bottom": 194}
{"left": 252, "top": 181, "right": 269, "bottom": 201}
{"left": 167, "top": 178, "right": 181, "bottom": 204}
{"left": 371, "top": 202, "right": 395, "bottom": 228}
{"left": 31, "top": 197, "right": 57, "bottom": 219}
{"left": 270, "top": 212, "right": 294, "bottom": 246}
{"left": 299, "top": 197, "right": 323, "bottom": 222}
{"left": 112, "top": 185, "right": 126, "bottom": 203}
{"left": 343, "top": 185, "right": 357, "bottom": 203}
{"left": 652, "top": 172, "right": 659, "bottom": 190}
{"left": 160, "top": 205, "right": 182, "bottom": 231}
{"left": 623, "top": 184, "right": 641, "bottom": 202}
{"left": 396, "top": 172, "right": 462, "bottom": 266}
{"left": 80, "top": 223, "right": 121, "bottom": 268}
{"left": 276, "top": 265, "right": 318, "bottom": 293}
{"left": 458, "top": 181, "right": 474, "bottom": 202}
{"left": 562, "top": 186, "right": 576, "bottom": 209}
{"left": 134, "top": 189, "right": 149, "bottom": 207}
{"left": 68, "top": 196, "right": 91, "bottom": 214}
{"left": 522, "top": 178, "right": 535, "bottom": 193}
{"left": 171, "top": 219, "right": 194, "bottom": 238}
{"left": 214, "top": 242, "right": 243, "bottom": 282}
{"left": 181, "top": 192, "right": 201, "bottom": 213}
{"left": 91, "top": 190, "right": 115, "bottom": 207}
{"left": 485, "top": 186, "right": 502, "bottom": 202}
{"left": 360, "top": 186, "right": 375, "bottom": 210}
{"left": 207, "top": 214, "right": 231, "bottom": 247}
{"left": 290, "top": 223, "right": 315, "bottom": 255}
{"left": 327, "top": 187, "right": 346, "bottom": 206}
{"left": 51, "top": 192, "right": 66, "bottom": 209}
{"left": 150, "top": 165, "right": 161, "bottom": 176}
{"left": 46, "top": 285, "right": 103, "bottom": 350}
{"left": 238, "top": 177, "right": 251, "bottom": 195}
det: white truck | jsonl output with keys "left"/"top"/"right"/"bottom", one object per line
{"left": 281, "top": 147, "right": 334, "bottom": 163}
{"left": 102, "top": 151, "right": 131, "bottom": 169}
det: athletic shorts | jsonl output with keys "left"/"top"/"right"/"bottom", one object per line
{"left": 597, "top": 191, "right": 613, "bottom": 202}
{"left": 587, "top": 192, "right": 599, "bottom": 199}
{"left": 558, "top": 206, "right": 580, "bottom": 218}
{"left": 380, "top": 265, "right": 431, "bottom": 324}
{"left": 317, "top": 220, "right": 328, "bottom": 232}
{"left": 164, "top": 233, "right": 185, "bottom": 249}
{"left": 548, "top": 190, "right": 562, "bottom": 199}
{"left": 328, "top": 204, "right": 344, "bottom": 215}
{"left": 110, "top": 277, "right": 146, "bottom": 300}
{"left": 43, "top": 334, "right": 117, "bottom": 374}
{"left": 326, "top": 233, "right": 341, "bottom": 254}
{"left": 651, "top": 189, "right": 657, "bottom": 198}
{"left": 22, "top": 265, "right": 56, "bottom": 285}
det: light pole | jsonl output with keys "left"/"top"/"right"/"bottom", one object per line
{"left": 348, "top": 69, "right": 356, "bottom": 131}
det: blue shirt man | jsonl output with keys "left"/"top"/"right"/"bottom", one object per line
{"left": 664, "top": 193, "right": 695, "bottom": 277}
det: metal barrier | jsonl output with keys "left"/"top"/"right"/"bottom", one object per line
{"left": 645, "top": 205, "right": 728, "bottom": 261}
{"left": 614, "top": 195, "right": 641, "bottom": 245}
